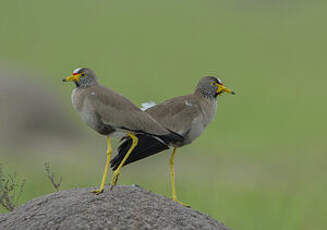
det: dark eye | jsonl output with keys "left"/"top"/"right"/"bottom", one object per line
{"left": 81, "top": 73, "right": 85, "bottom": 77}
{"left": 211, "top": 82, "right": 217, "bottom": 87}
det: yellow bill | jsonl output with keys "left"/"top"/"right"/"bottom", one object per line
{"left": 62, "top": 73, "right": 81, "bottom": 82}
{"left": 217, "top": 85, "right": 235, "bottom": 95}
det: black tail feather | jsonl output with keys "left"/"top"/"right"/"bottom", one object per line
{"left": 110, "top": 134, "right": 173, "bottom": 170}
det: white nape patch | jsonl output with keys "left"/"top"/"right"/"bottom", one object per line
{"left": 91, "top": 92, "right": 96, "bottom": 96}
{"left": 140, "top": 101, "right": 156, "bottom": 111}
{"left": 73, "top": 67, "right": 82, "bottom": 74}
{"left": 185, "top": 100, "right": 192, "bottom": 106}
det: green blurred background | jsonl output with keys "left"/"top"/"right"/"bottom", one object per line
{"left": 0, "top": 0, "right": 326, "bottom": 229}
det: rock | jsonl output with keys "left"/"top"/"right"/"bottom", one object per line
{"left": 0, "top": 185, "right": 230, "bottom": 230}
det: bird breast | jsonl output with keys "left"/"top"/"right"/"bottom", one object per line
{"left": 182, "top": 98, "right": 217, "bottom": 145}
{"left": 201, "top": 99, "right": 217, "bottom": 128}
{"left": 71, "top": 88, "right": 83, "bottom": 112}
{"left": 71, "top": 88, "right": 98, "bottom": 131}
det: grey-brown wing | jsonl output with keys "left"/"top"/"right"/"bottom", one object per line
{"left": 85, "top": 86, "right": 169, "bottom": 135}
{"left": 145, "top": 95, "right": 203, "bottom": 135}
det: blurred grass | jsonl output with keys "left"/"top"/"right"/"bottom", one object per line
{"left": 1, "top": 0, "right": 327, "bottom": 229}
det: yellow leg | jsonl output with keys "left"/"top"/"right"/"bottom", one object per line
{"left": 169, "top": 147, "right": 190, "bottom": 207}
{"left": 110, "top": 132, "right": 138, "bottom": 190}
{"left": 92, "top": 136, "right": 112, "bottom": 194}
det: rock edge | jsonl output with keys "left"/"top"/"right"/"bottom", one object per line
{"left": 0, "top": 185, "right": 230, "bottom": 230}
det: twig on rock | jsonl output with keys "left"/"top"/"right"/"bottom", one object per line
{"left": 44, "top": 162, "right": 62, "bottom": 192}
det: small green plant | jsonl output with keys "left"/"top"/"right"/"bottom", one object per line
{"left": 0, "top": 165, "right": 25, "bottom": 212}
{"left": 44, "top": 162, "right": 62, "bottom": 192}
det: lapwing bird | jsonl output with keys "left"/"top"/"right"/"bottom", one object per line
{"left": 111, "top": 76, "right": 235, "bottom": 205}
{"left": 62, "top": 67, "right": 182, "bottom": 194}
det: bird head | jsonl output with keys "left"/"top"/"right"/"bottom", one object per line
{"left": 196, "top": 76, "right": 235, "bottom": 98}
{"left": 62, "top": 67, "right": 98, "bottom": 88}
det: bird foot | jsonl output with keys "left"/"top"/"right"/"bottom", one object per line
{"left": 110, "top": 171, "right": 120, "bottom": 190}
{"left": 173, "top": 198, "right": 191, "bottom": 208}
{"left": 91, "top": 189, "right": 104, "bottom": 195}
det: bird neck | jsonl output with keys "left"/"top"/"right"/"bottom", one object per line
{"left": 194, "top": 88, "right": 217, "bottom": 100}
{"left": 75, "top": 80, "right": 98, "bottom": 89}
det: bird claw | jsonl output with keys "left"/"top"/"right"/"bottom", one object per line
{"left": 91, "top": 189, "right": 104, "bottom": 195}
{"left": 173, "top": 198, "right": 191, "bottom": 208}
{"left": 110, "top": 171, "right": 120, "bottom": 189}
